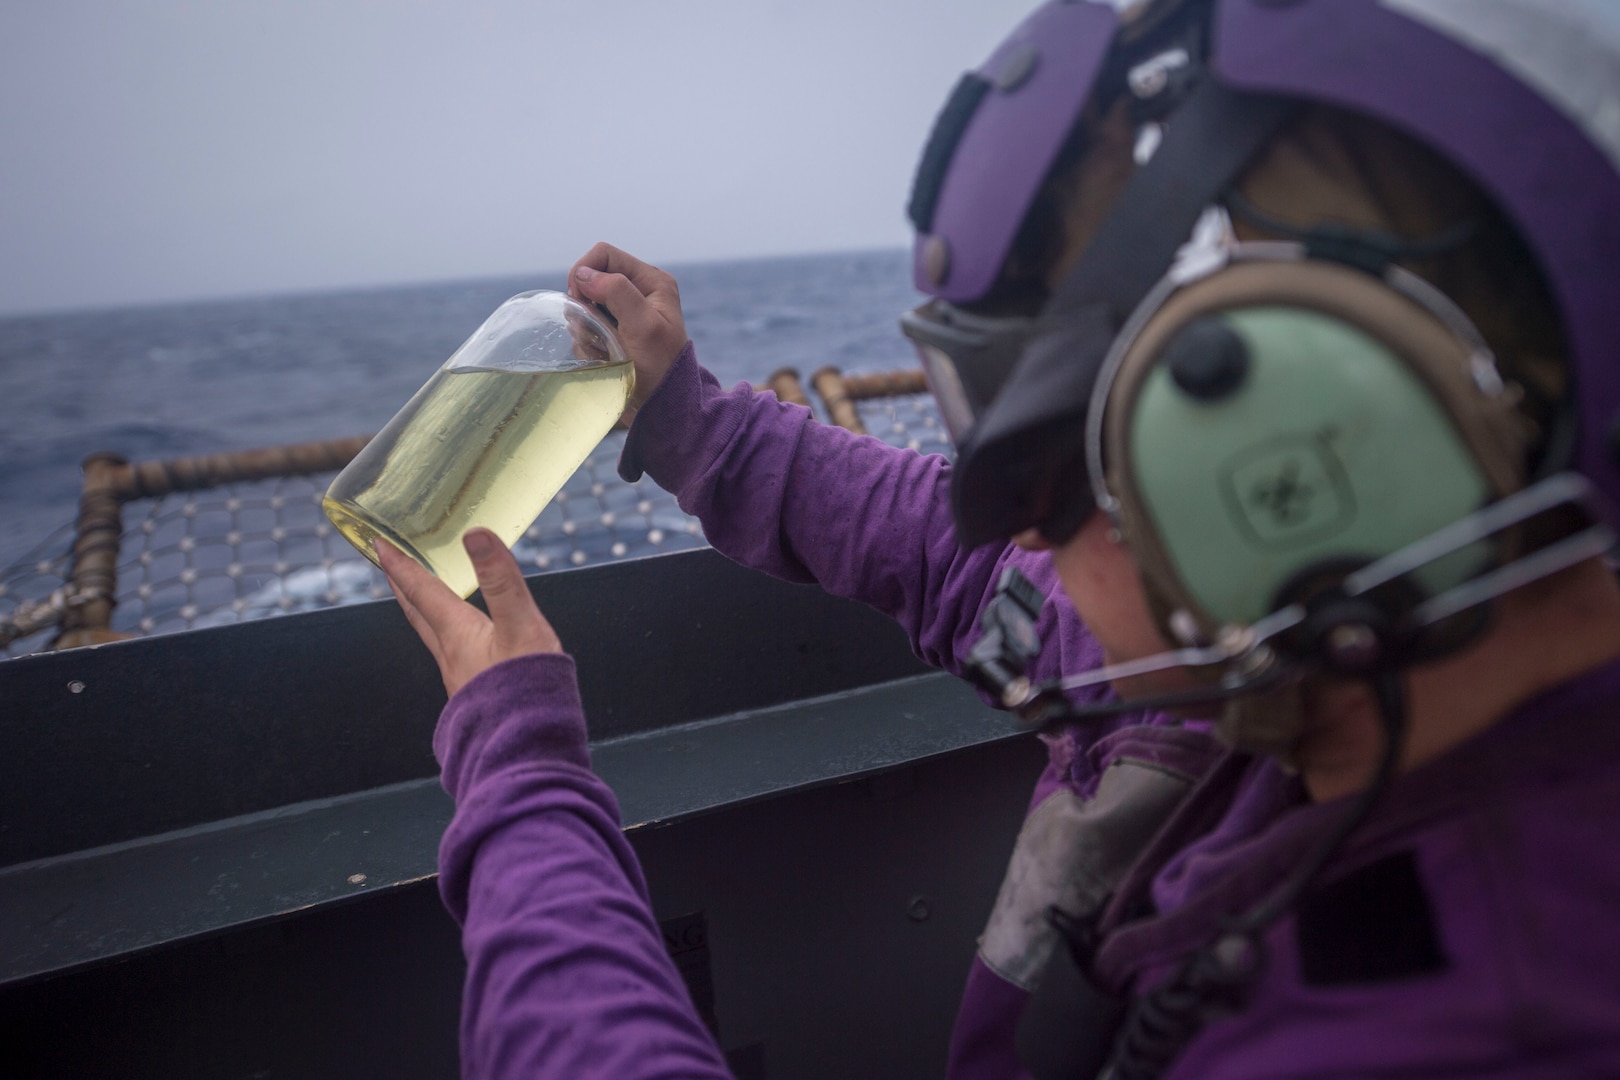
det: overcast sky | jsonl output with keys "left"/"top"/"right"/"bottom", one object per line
{"left": 0, "top": 0, "right": 1034, "bottom": 316}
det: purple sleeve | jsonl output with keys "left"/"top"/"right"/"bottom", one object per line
{"left": 436, "top": 653, "right": 732, "bottom": 1080}
{"left": 620, "top": 343, "right": 1103, "bottom": 689}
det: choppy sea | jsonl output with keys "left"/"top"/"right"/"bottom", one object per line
{"left": 0, "top": 249, "right": 939, "bottom": 651}
{"left": 0, "top": 249, "right": 926, "bottom": 563}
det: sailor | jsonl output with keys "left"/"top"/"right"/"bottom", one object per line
{"left": 376, "top": 1, "right": 1620, "bottom": 1075}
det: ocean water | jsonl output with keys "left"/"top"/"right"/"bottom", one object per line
{"left": 0, "top": 249, "right": 941, "bottom": 651}
{"left": 0, "top": 249, "right": 925, "bottom": 567}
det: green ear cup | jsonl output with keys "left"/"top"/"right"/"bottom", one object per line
{"left": 1127, "top": 307, "right": 1491, "bottom": 628}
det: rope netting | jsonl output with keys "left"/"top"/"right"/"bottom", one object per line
{"left": 859, "top": 390, "right": 953, "bottom": 457}
{"left": 0, "top": 525, "right": 79, "bottom": 658}
{"left": 0, "top": 382, "right": 950, "bottom": 660}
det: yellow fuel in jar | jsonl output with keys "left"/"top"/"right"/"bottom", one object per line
{"left": 323, "top": 291, "right": 632, "bottom": 597}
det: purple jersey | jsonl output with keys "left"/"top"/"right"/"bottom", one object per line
{"left": 435, "top": 345, "right": 1620, "bottom": 1078}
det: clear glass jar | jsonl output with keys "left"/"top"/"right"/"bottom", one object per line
{"left": 324, "top": 291, "right": 632, "bottom": 597}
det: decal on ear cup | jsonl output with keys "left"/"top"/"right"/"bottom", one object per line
{"left": 1098, "top": 250, "right": 1525, "bottom": 645}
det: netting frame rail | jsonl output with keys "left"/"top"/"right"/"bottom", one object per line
{"left": 808, "top": 367, "right": 930, "bottom": 435}
{"left": 51, "top": 437, "right": 371, "bottom": 650}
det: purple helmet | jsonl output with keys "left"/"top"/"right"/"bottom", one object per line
{"left": 904, "top": 0, "right": 1620, "bottom": 547}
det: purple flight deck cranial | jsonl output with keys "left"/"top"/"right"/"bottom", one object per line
{"left": 1213, "top": 0, "right": 1620, "bottom": 514}
{"left": 912, "top": 0, "right": 1118, "bottom": 304}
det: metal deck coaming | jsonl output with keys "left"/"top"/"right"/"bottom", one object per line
{"left": 0, "top": 547, "right": 1044, "bottom": 1079}
{"left": 0, "top": 547, "right": 936, "bottom": 867}
{"left": 0, "top": 671, "right": 1018, "bottom": 988}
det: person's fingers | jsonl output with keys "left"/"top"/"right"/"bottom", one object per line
{"left": 573, "top": 264, "right": 661, "bottom": 339}
{"left": 563, "top": 310, "right": 611, "bottom": 362}
{"left": 570, "top": 242, "right": 666, "bottom": 298}
{"left": 463, "top": 529, "right": 562, "bottom": 653}
{"left": 571, "top": 247, "right": 688, "bottom": 412}
{"left": 462, "top": 528, "right": 532, "bottom": 622}
{"left": 375, "top": 537, "right": 475, "bottom": 641}
{"left": 571, "top": 244, "right": 683, "bottom": 330}
{"left": 387, "top": 572, "right": 446, "bottom": 665}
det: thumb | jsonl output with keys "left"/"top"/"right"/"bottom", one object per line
{"left": 463, "top": 529, "right": 545, "bottom": 633}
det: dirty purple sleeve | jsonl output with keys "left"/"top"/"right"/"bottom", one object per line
{"left": 436, "top": 653, "right": 733, "bottom": 1080}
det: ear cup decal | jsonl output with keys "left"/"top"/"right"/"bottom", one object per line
{"left": 1219, "top": 429, "right": 1357, "bottom": 548}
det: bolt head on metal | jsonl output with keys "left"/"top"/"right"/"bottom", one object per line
{"left": 1168, "top": 609, "right": 1206, "bottom": 647}
{"left": 1325, "top": 622, "right": 1381, "bottom": 668}
{"left": 1132, "top": 67, "right": 1168, "bottom": 98}
{"left": 67, "top": 680, "right": 86, "bottom": 695}
{"left": 1215, "top": 624, "right": 1255, "bottom": 655}
{"left": 908, "top": 896, "right": 932, "bottom": 922}
{"left": 1002, "top": 675, "right": 1034, "bottom": 709}
{"left": 1234, "top": 644, "right": 1276, "bottom": 678}
{"left": 995, "top": 45, "right": 1039, "bottom": 92}
{"left": 1210, "top": 932, "right": 1262, "bottom": 979}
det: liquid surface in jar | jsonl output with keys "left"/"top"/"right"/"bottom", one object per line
{"left": 324, "top": 361, "right": 633, "bottom": 598}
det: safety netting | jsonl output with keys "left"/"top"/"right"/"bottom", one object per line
{"left": 1, "top": 388, "right": 950, "bottom": 660}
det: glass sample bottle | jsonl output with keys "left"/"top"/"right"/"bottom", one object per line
{"left": 324, "top": 291, "right": 632, "bottom": 597}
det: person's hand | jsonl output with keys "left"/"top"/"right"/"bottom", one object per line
{"left": 568, "top": 242, "right": 689, "bottom": 415}
{"left": 376, "top": 529, "right": 563, "bottom": 698}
